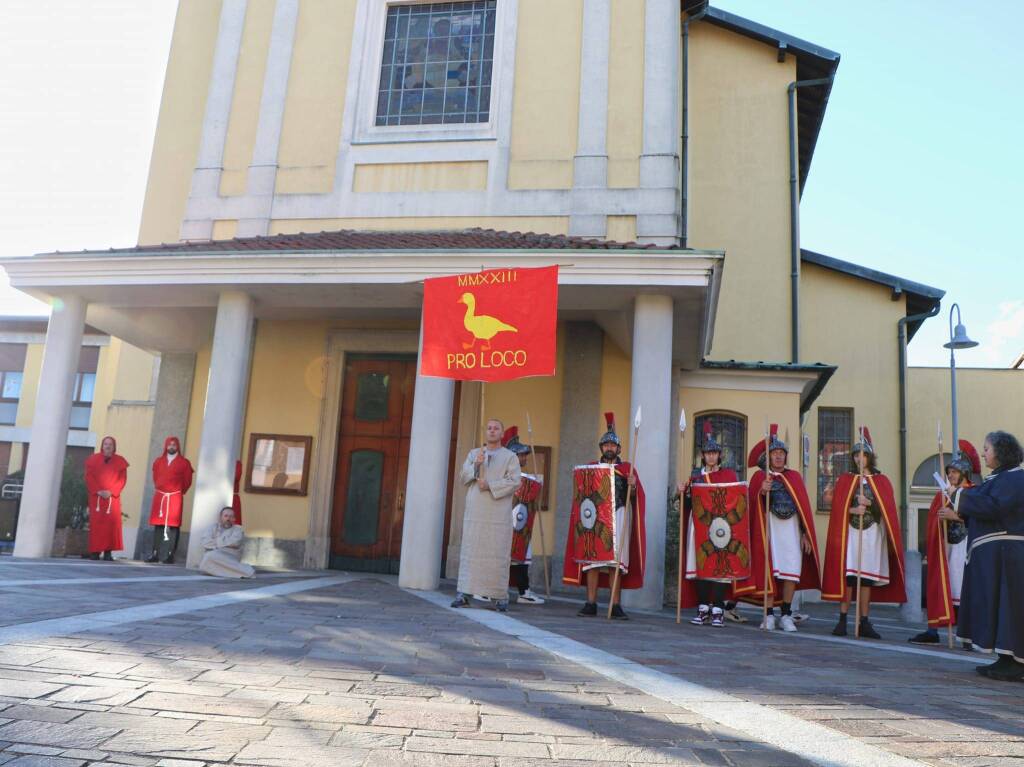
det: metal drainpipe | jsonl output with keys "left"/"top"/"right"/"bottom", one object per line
{"left": 680, "top": 4, "right": 707, "bottom": 247}
{"left": 897, "top": 303, "right": 941, "bottom": 539}
{"left": 787, "top": 76, "right": 832, "bottom": 363}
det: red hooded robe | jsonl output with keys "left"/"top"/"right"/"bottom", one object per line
{"left": 149, "top": 436, "right": 194, "bottom": 527}
{"left": 678, "top": 466, "right": 739, "bottom": 608}
{"left": 84, "top": 436, "right": 128, "bottom": 553}
{"left": 821, "top": 471, "right": 906, "bottom": 603}
{"left": 562, "top": 461, "right": 646, "bottom": 590}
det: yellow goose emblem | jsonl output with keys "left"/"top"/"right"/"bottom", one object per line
{"left": 458, "top": 292, "right": 518, "bottom": 350}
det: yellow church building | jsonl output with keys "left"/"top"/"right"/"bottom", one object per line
{"left": 3, "top": 0, "right": 1021, "bottom": 614}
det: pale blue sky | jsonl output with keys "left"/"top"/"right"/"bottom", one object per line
{"left": 1, "top": 1, "right": 1020, "bottom": 367}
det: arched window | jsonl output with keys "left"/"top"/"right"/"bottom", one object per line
{"left": 912, "top": 453, "right": 954, "bottom": 489}
{"left": 693, "top": 412, "right": 746, "bottom": 480}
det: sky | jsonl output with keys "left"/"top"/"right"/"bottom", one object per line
{"left": 1, "top": 1, "right": 1021, "bottom": 367}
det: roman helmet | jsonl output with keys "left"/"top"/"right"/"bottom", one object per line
{"left": 851, "top": 426, "right": 874, "bottom": 456}
{"left": 746, "top": 424, "right": 787, "bottom": 469}
{"left": 599, "top": 411, "right": 621, "bottom": 448}
{"left": 700, "top": 420, "right": 723, "bottom": 454}
{"left": 502, "top": 426, "right": 531, "bottom": 457}
{"left": 949, "top": 438, "right": 980, "bottom": 479}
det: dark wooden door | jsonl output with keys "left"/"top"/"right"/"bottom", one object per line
{"left": 330, "top": 357, "right": 415, "bottom": 573}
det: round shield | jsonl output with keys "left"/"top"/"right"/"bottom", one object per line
{"left": 513, "top": 503, "right": 529, "bottom": 531}
{"left": 580, "top": 499, "right": 598, "bottom": 530}
{"left": 709, "top": 517, "right": 732, "bottom": 550}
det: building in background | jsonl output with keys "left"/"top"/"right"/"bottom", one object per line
{"left": 2, "top": 1, "right": 1021, "bottom": 614}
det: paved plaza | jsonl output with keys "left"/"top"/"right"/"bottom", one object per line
{"left": 0, "top": 559, "right": 1020, "bottom": 767}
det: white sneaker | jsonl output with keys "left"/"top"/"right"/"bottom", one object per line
{"left": 691, "top": 605, "right": 710, "bottom": 626}
{"left": 792, "top": 612, "right": 810, "bottom": 624}
{"left": 518, "top": 590, "right": 545, "bottom": 605}
{"left": 711, "top": 607, "right": 725, "bottom": 628}
{"left": 760, "top": 614, "right": 777, "bottom": 631}
{"left": 779, "top": 615, "right": 798, "bottom": 633}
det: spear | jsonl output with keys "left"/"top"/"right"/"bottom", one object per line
{"left": 854, "top": 427, "right": 867, "bottom": 639}
{"left": 761, "top": 422, "right": 772, "bottom": 629}
{"left": 525, "top": 410, "right": 551, "bottom": 598}
{"left": 676, "top": 408, "right": 687, "bottom": 625}
{"left": 608, "top": 405, "right": 642, "bottom": 619}
{"left": 937, "top": 422, "right": 954, "bottom": 649}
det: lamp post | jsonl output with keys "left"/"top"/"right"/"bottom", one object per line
{"left": 943, "top": 303, "right": 978, "bottom": 461}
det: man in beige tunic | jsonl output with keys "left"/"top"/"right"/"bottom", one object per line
{"left": 451, "top": 418, "right": 521, "bottom": 612}
{"left": 199, "top": 507, "right": 255, "bottom": 579}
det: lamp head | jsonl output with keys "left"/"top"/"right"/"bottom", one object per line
{"left": 944, "top": 322, "right": 978, "bottom": 350}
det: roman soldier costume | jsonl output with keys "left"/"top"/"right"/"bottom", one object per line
{"left": 504, "top": 426, "right": 545, "bottom": 604}
{"left": 563, "top": 412, "right": 646, "bottom": 618}
{"left": 84, "top": 436, "right": 128, "bottom": 559}
{"left": 734, "top": 424, "right": 821, "bottom": 632}
{"left": 913, "top": 441, "right": 978, "bottom": 643}
{"left": 680, "top": 422, "right": 740, "bottom": 627}
{"left": 822, "top": 427, "right": 906, "bottom": 638}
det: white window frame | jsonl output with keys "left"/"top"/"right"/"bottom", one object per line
{"left": 351, "top": 0, "right": 513, "bottom": 145}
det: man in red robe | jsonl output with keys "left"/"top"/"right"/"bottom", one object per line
{"left": 909, "top": 440, "right": 978, "bottom": 645}
{"left": 563, "top": 412, "right": 646, "bottom": 620}
{"left": 84, "top": 436, "right": 128, "bottom": 561}
{"left": 822, "top": 427, "right": 906, "bottom": 638}
{"left": 734, "top": 425, "right": 821, "bottom": 632}
{"left": 678, "top": 421, "right": 740, "bottom": 627}
{"left": 145, "top": 436, "right": 194, "bottom": 564}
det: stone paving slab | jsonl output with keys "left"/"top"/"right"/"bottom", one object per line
{"left": 0, "top": 564, "right": 1020, "bottom": 766}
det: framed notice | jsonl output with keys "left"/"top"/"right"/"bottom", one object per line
{"left": 245, "top": 433, "right": 312, "bottom": 496}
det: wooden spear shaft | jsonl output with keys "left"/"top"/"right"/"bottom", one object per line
{"left": 608, "top": 425, "right": 640, "bottom": 620}
{"left": 762, "top": 431, "right": 772, "bottom": 627}
{"left": 854, "top": 427, "right": 866, "bottom": 639}
{"left": 938, "top": 433, "right": 954, "bottom": 649}
{"left": 525, "top": 412, "right": 551, "bottom": 598}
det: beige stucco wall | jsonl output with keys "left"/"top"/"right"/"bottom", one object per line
{"left": 688, "top": 22, "right": 795, "bottom": 361}
{"left": 268, "top": 217, "right": 570, "bottom": 236}
{"left": 606, "top": 0, "right": 645, "bottom": 189}
{"left": 138, "top": 0, "right": 222, "bottom": 245}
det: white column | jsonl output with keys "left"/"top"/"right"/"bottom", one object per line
{"left": 14, "top": 295, "right": 87, "bottom": 558}
{"left": 568, "top": 0, "right": 610, "bottom": 239}
{"left": 398, "top": 326, "right": 455, "bottom": 590}
{"left": 185, "top": 292, "right": 254, "bottom": 569}
{"left": 623, "top": 294, "right": 673, "bottom": 610}
{"left": 638, "top": 0, "right": 681, "bottom": 245}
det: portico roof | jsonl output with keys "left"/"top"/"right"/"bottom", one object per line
{"left": 0, "top": 229, "right": 724, "bottom": 367}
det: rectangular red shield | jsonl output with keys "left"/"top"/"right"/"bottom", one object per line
{"left": 510, "top": 474, "right": 542, "bottom": 564}
{"left": 691, "top": 482, "right": 751, "bottom": 580}
{"left": 568, "top": 464, "right": 621, "bottom": 568}
{"left": 420, "top": 265, "right": 558, "bottom": 382}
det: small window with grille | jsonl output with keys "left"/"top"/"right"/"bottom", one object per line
{"left": 817, "top": 407, "right": 853, "bottom": 510}
{"left": 692, "top": 412, "right": 746, "bottom": 480}
{"left": 376, "top": 1, "right": 496, "bottom": 127}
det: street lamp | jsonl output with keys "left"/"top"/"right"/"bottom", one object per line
{"left": 943, "top": 303, "right": 978, "bottom": 461}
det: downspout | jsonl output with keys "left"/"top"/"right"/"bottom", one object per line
{"left": 680, "top": 3, "right": 707, "bottom": 247}
{"left": 787, "top": 76, "right": 832, "bottom": 363}
{"left": 897, "top": 302, "right": 941, "bottom": 540}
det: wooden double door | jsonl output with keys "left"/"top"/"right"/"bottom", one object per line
{"left": 330, "top": 357, "right": 415, "bottom": 573}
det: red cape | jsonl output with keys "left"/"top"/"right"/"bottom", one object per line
{"left": 678, "top": 467, "right": 738, "bottom": 608}
{"left": 562, "top": 461, "right": 646, "bottom": 590}
{"left": 821, "top": 472, "right": 906, "bottom": 603}
{"left": 733, "top": 468, "right": 821, "bottom": 605}
{"left": 925, "top": 483, "right": 972, "bottom": 627}
{"left": 232, "top": 459, "right": 243, "bottom": 525}
{"left": 149, "top": 436, "right": 194, "bottom": 527}
{"left": 85, "top": 440, "right": 128, "bottom": 553}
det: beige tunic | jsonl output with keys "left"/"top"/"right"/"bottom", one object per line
{"left": 199, "top": 524, "right": 255, "bottom": 579}
{"left": 456, "top": 446, "right": 521, "bottom": 600}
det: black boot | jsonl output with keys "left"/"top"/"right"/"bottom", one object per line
{"left": 610, "top": 604, "right": 629, "bottom": 621}
{"left": 977, "top": 655, "right": 1020, "bottom": 679}
{"left": 162, "top": 552, "right": 175, "bottom": 564}
{"left": 831, "top": 613, "right": 848, "bottom": 636}
{"left": 858, "top": 616, "right": 882, "bottom": 639}
{"left": 102, "top": 551, "right": 114, "bottom": 562}
{"left": 144, "top": 550, "right": 160, "bottom": 563}
{"left": 577, "top": 602, "right": 597, "bottom": 617}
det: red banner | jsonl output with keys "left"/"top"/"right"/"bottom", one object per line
{"left": 420, "top": 266, "right": 558, "bottom": 382}
{"left": 691, "top": 482, "right": 751, "bottom": 580}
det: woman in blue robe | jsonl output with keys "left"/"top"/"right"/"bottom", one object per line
{"left": 941, "top": 431, "right": 1024, "bottom": 681}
